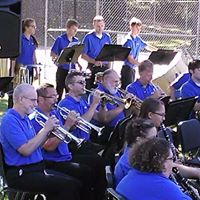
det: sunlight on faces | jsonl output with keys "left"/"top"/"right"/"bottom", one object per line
{"left": 67, "top": 25, "right": 78, "bottom": 37}
{"left": 70, "top": 76, "right": 86, "bottom": 96}
{"left": 93, "top": 20, "right": 105, "bottom": 35}
{"left": 139, "top": 67, "right": 153, "bottom": 84}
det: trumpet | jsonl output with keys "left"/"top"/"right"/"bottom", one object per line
{"left": 30, "top": 109, "right": 84, "bottom": 148}
{"left": 54, "top": 104, "right": 104, "bottom": 136}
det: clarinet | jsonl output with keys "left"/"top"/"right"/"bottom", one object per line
{"left": 160, "top": 123, "right": 200, "bottom": 200}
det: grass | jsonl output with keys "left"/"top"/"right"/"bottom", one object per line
{"left": 0, "top": 98, "right": 8, "bottom": 117}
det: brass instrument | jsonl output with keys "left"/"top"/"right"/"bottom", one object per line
{"left": 30, "top": 109, "right": 84, "bottom": 148}
{"left": 54, "top": 104, "right": 104, "bottom": 136}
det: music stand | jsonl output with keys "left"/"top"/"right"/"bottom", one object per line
{"left": 95, "top": 44, "right": 131, "bottom": 67}
{"left": 57, "top": 44, "right": 84, "bottom": 70}
{"left": 149, "top": 49, "right": 178, "bottom": 65}
{"left": 0, "top": 76, "right": 13, "bottom": 97}
{"left": 164, "top": 96, "right": 198, "bottom": 126}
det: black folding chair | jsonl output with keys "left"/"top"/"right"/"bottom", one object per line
{"left": 106, "top": 188, "right": 125, "bottom": 200}
{"left": 178, "top": 119, "right": 200, "bottom": 166}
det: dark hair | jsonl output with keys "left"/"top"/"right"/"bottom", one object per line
{"left": 138, "top": 60, "right": 153, "bottom": 73}
{"left": 22, "top": 18, "right": 38, "bottom": 47}
{"left": 139, "top": 98, "right": 164, "bottom": 119}
{"left": 36, "top": 83, "right": 54, "bottom": 97}
{"left": 129, "top": 137, "right": 171, "bottom": 173}
{"left": 65, "top": 70, "right": 83, "bottom": 90}
{"left": 188, "top": 60, "right": 200, "bottom": 71}
{"left": 125, "top": 118, "right": 155, "bottom": 147}
{"left": 66, "top": 19, "right": 79, "bottom": 28}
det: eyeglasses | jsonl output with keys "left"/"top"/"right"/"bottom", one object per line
{"left": 152, "top": 112, "right": 165, "bottom": 117}
{"left": 23, "top": 96, "right": 37, "bottom": 102}
{"left": 73, "top": 80, "right": 86, "bottom": 85}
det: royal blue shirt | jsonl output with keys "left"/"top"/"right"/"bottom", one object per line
{"left": 123, "top": 34, "right": 147, "bottom": 68}
{"left": 30, "top": 108, "right": 72, "bottom": 162}
{"left": 89, "top": 83, "right": 125, "bottom": 128}
{"left": 0, "top": 109, "right": 43, "bottom": 166}
{"left": 127, "top": 79, "right": 156, "bottom": 101}
{"left": 116, "top": 168, "right": 192, "bottom": 200}
{"left": 171, "top": 73, "right": 190, "bottom": 99}
{"left": 51, "top": 33, "right": 79, "bottom": 70}
{"left": 114, "top": 147, "right": 132, "bottom": 186}
{"left": 82, "top": 31, "right": 112, "bottom": 60}
{"left": 58, "top": 95, "right": 90, "bottom": 140}
{"left": 16, "top": 34, "right": 36, "bottom": 71}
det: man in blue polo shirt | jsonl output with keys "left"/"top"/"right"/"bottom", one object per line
{"left": 181, "top": 60, "right": 200, "bottom": 118}
{"left": 0, "top": 83, "right": 80, "bottom": 200}
{"left": 121, "top": 17, "right": 158, "bottom": 89}
{"left": 51, "top": 19, "right": 79, "bottom": 102}
{"left": 126, "top": 60, "right": 164, "bottom": 101}
{"left": 81, "top": 15, "right": 112, "bottom": 90}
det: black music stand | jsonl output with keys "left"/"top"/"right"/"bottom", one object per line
{"left": 149, "top": 49, "right": 178, "bottom": 65}
{"left": 164, "top": 96, "right": 198, "bottom": 126}
{"left": 57, "top": 44, "right": 84, "bottom": 70}
{"left": 0, "top": 76, "right": 13, "bottom": 97}
{"left": 95, "top": 44, "right": 131, "bottom": 66}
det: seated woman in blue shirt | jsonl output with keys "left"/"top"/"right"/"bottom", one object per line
{"left": 114, "top": 118, "right": 157, "bottom": 186}
{"left": 116, "top": 138, "right": 192, "bottom": 200}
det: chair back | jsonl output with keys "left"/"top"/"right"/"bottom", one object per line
{"left": 106, "top": 188, "right": 125, "bottom": 200}
{"left": 178, "top": 119, "right": 200, "bottom": 153}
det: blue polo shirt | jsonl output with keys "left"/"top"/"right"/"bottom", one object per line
{"left": 171, "top": 73, "right": 190, "bottom": 99}
{"left": 89, "top": 83, "right": 125, "bottom": 128}
{"left": 123, "top": 34, "right": 147, "bottom": 68}
{"left": 58, "top": 95, "right": 90, "bottom": 140}
{"left": 126, "top": 79, "right": 156, "bottom": 101}
{"left": 0, "top": 109, "right": 43, "bottom": 166}
{"left": 30, "top": 108, "right": 72, "bottom": 162}
{"left": 82, "top": 31, "right": 112, "bottom": 60}
{"left": 114, "top": 147, "right": 132, "bottom": 186}
{"left": 16, "top": 34, "right": 36, "bottom": 71}
{"left": 116, "top": 168, "right": 192, "bottom": 200}
{"left": 51, "top": 33, "right": 79, "bottom": 70}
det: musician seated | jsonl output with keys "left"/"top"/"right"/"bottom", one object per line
{"left": 0, "top": 83, "right": 81, "bottom": 200}
{"left": 116, "top": 138, "right": 192, "bottom": 200}
{"left": 126, "top": 60, "right": 164, "bottom": 101}
{"left": 89, "top": 69, "right": 134, "bottom": 144}
{"left": 114, "top": 118, "right": 157, "bottom": 186}
{"left": 180, "top": 60, "right": 200, "bottom": 118}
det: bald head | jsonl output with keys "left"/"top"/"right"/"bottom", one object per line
{"left": 13, "top": 83, "right": 35, "bottom": 104}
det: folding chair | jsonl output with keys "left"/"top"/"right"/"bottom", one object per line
{"left": 178, "top": 119, "right": 200, "bottom": 166}
{"left": 106, "top": 188, "right": 125, "bottom": 200}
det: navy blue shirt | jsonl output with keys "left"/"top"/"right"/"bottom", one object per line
{"left": 116, "top": 168, "right": 192, "bottom": 200}
{"left": 16, "top": 34, "right": 36, "bottom": 71}
{"left": 51, "top": 33, "right": 79, "bottom": 70}
{"left": 89, "top": 83, "right": 125, "bottom": 128}
{"left": 0, "top": 109, "right": 43, "bottom": 166}
{"left": 114, "top": 147, "right": 132, "bottom": 186}
{"left": 58, "top": 95, "right": 90, "bottom": 140}
{"left": 30, "top": 108, "right": 72, "bottom": 162}
{"left": 123, "top": 34, "right": 147, "bottom": 68}
{"left": 82, "top": 31, "right": 112, "bottom": 61}
{"left": 127, "top": 79, "right": 156, "bottom": 101}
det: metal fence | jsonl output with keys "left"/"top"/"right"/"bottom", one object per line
{"left": 22, "top": 0, "right": 200, "bottom": 58}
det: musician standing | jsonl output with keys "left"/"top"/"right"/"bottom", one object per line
{"left": 116, "top": 138, "right": 192, "bottom": 200}
{"left": 51, "top": 19, "right": 79, "bottom": 102}
{"left": 120, "top": 17, "right": 157, "bottom": 89}
{"left": 126, "top": 60, "right": 164, "bottom": 101}
{"left": 81, "top": 15, "right": 112, "bottom": 90}
{"left": 0, "top": 83, "right": 81, "bottom": 200}
{"left": 180, "top": 60, "right": 200, "bottom": 117}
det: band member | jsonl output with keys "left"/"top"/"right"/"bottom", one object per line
{"left": 15, "top": 18, "right": 39, "bottom": 85}
{"left": 0, "top": 83, "right": 81, "bottom": 200}
{"left": 89, "top": 69, "right": 132, "bottom": 144}
{"left": 51, "top": 19, "right": 79, "bottom": 102}
{"left": 81, "top": 15, "right": 112, "bottom": 90}
{"left": 181, "top": 60, "right": 200, "bottom": 117}
{"left": 126, "top": 60, "right": 164, "bottom": 101}
{"left": 116, "top": 138, "right": 192, "bottom": 200}
{"left": 114, "top": 118, "right": 157, "bottom": 186}
{"left": 120, "top": 17, "right": 157, "bottom": 89}
{"left": 169, "top": 72, "right": 190, "bottom": 100}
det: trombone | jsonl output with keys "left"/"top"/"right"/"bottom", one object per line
{"left": 29, "top": 109, "right": 84, "bottom": 148}
{"left": 54, "top": 104, "right": 104, "bottom": 136}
